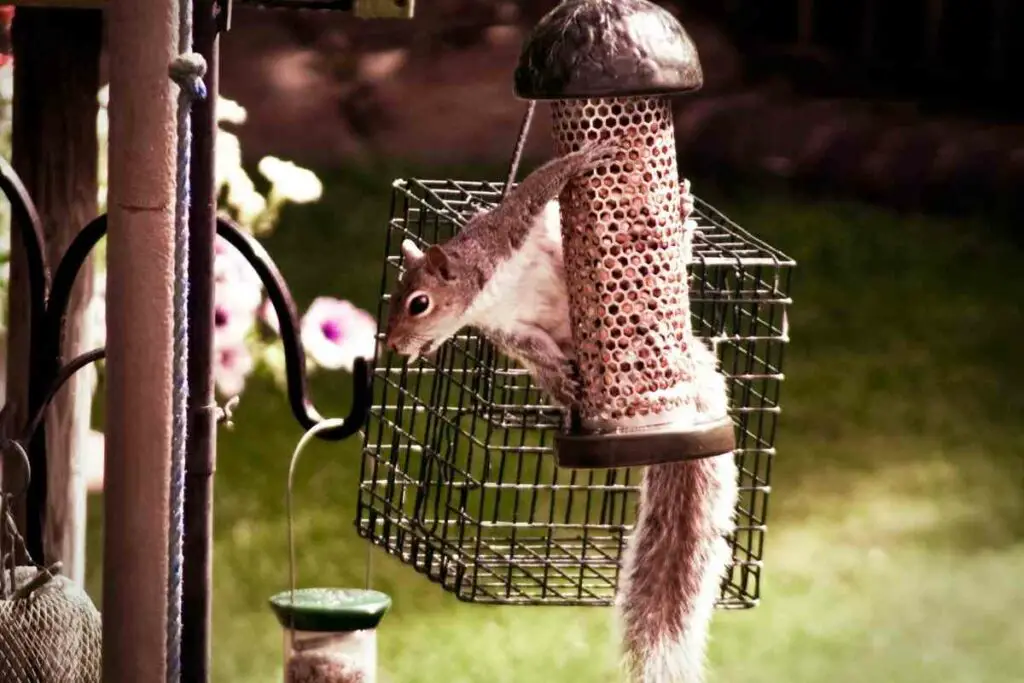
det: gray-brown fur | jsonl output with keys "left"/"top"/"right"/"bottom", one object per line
{"left": 384, "top": 137, "right": 622, "bottom": 379}
{"left": 616, "top": 339, "right": 738, "bottom": 683}
{"left": 488, "top": 325, "right": 579, "bottom": 407}
{"left": 426, "top": 137, "right": 623, "bottom": 279}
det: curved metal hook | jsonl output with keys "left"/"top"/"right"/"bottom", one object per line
{"left": 44, "top": 214, "right": 108, "bottom": 358}
{"left": 0, "top": 348, "right": 106, "bottom": 502}
{"left": 0, "top": 156, "right": 50, "bottom": 323}
{"left": 215, "top": 216, "right": 372, "bottom": 441}
{"left": 2, "top": 156, "right": 55, "bottom": 561}
{"left": 30, "top": 211, "right": 370, "bottom": 440}
{"left": 0, "top": 436, "right": 32, "bottom": 502}
{"left": 20, "top": 348, "right": 107, "bottom": 449}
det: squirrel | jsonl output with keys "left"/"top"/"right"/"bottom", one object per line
{"left": 384, "top": 139, "right": 735, "bottom": 683}
{"left": 384, "top": 137, "right": 626, "bottom": 407}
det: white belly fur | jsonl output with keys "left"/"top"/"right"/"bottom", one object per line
{"left": 464, "top": 200, "right": 571, "bottom": 347}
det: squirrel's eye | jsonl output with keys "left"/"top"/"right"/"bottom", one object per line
{"left": 407, "top": 293, "right": 431, "bottom": 317}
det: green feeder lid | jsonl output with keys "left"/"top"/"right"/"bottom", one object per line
{"left": 268, "top": 588, "right": 392, "bottom": 633}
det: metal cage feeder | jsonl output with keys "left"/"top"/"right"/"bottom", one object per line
{"left": 358, "top": 0, "right": 795, "bottom": 608}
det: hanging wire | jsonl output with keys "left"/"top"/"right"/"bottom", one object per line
{"left": 286, "top": 417, "right": 349, "bottom": 644}
{"left": 502, "top": 101, "right": 537, "bottom": 201}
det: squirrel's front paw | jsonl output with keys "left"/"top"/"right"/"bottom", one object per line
{"left": 576, "top": 138, "right": 626, "bottom": 172}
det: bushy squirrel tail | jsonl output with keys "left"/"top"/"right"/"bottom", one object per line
{"left": 616, "top": 342, "right": 739, "bottom": 683}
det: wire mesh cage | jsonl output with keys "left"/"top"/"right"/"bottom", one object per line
{"left": 357, "top": 177, "right": 794, "bottom": 607}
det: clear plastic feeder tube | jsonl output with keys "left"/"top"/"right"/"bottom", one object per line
{"left": 270, "top": 587, "right": 391, "bottom": 683}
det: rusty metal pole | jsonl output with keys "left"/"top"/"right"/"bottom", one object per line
{"left": 181, "top": 0, "right": 223, "bottom": 679}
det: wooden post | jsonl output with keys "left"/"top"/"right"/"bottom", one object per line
{"left": 9, "top": 6, "right": 102, "bottom": 586}
{"left": 103, "top": 0, "right": 179, "bottom": 677}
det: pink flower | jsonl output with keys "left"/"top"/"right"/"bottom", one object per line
{"left": 214, "top": 235, "right": 263, "bottom": 312}
{"left": 299, "top": 297, "right": 377, "bottom": 372}
{"left": 214, "top": 342, "right": 255, "bottom": 397}
{"left": 213, "top": 279, "right": 258, "bottom": 349}
{"left": 211, "top": 238, "right": 262, "bottom": 349}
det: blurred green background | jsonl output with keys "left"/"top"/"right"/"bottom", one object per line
{"left": 85, "top": 162, "right": 1024, "bottom": 683}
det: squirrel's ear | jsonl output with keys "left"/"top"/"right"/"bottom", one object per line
{"left": 424, "top": 245, "right": 454, "bottom": 281}
{"left": 401, "top": 239, "right": 425, "bottom": 264}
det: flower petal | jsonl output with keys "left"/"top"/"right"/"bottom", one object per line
{"left": 299, "top": 297, "right": 378, "bottom": 372}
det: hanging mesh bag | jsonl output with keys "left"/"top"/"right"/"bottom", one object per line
{"left": 1, "top": 440, "right": 102, "bottom": 683}
{"left": 0, "top": 565, "right": 103, "bottom": 683}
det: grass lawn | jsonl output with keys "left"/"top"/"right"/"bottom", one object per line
{"left": 85, "top": 162, "right": 1024, "bottom": 683}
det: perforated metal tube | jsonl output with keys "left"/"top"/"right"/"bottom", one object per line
{"left": 553, "top": 96, "right": 696, "bottom": 431}
{"left": 550, "top": 96, "right": 736, "bottom": 468}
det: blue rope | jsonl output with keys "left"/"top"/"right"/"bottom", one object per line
{"left": 167, "top": 5, "right": 207, "bottom": 677}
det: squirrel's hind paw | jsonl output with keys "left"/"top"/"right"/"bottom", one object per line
{"left": 535, "top": 360, "right": 581, "bottom": 409}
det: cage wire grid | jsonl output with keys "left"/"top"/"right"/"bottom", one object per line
{"left": 357, "top": 178, "right": 794, "bottom": 607}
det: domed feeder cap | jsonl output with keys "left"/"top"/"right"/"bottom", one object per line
{"left": 269, "top": 588, "right": 392, "bottom": 633}
{"left": 514, "top": 0, "right": 703, "bottom": 101}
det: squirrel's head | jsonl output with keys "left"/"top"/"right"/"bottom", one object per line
{"left": 384, "top": 239, "right": 476, "bottom": 362}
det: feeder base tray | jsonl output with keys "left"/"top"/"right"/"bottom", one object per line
{"left": 554, "top": 414, "right": 737, "bottom": 469}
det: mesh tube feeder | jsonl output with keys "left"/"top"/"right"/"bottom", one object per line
{"left": 514, "top": 0, "right": 736, "bottom": 469}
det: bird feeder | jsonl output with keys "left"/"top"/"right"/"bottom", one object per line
{"left": 270, "top": 588, "right": 391, "bottom": 683}
{"left": 359, "top": 0, "right": 794, "bottom": 608}
{"left": 514, "top": 0, "right": 735, "bottom": 469}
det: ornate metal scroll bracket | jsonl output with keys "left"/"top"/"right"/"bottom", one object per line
{"left": 2, "top": 156, "right": 371, "bottom": 559}
{"left": 214, "top": 216, "right": 372, "bottom": 441}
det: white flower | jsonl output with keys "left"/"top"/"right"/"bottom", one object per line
{"left": 215, "top": 129, "right": 244, "bottom": 190}
{"left": 97, "top": 84, "right": 109, "bottom": 108}
{"left": 217, "top": 97, "right": 248, "bottom": 125}
{"left": 225, "top": 166, "right": 268, "bottom": 228}
{"left": 258, "top": 156, "right": 323, "bottom": 204}
{"left": 214, "top": 235, "right": 264, "bottom": 307}
{"left": 299, "top": 297, "right": 377, "bottom": 372}
{"left": 215, "top": 342, "right": 255, "bottom": 398}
